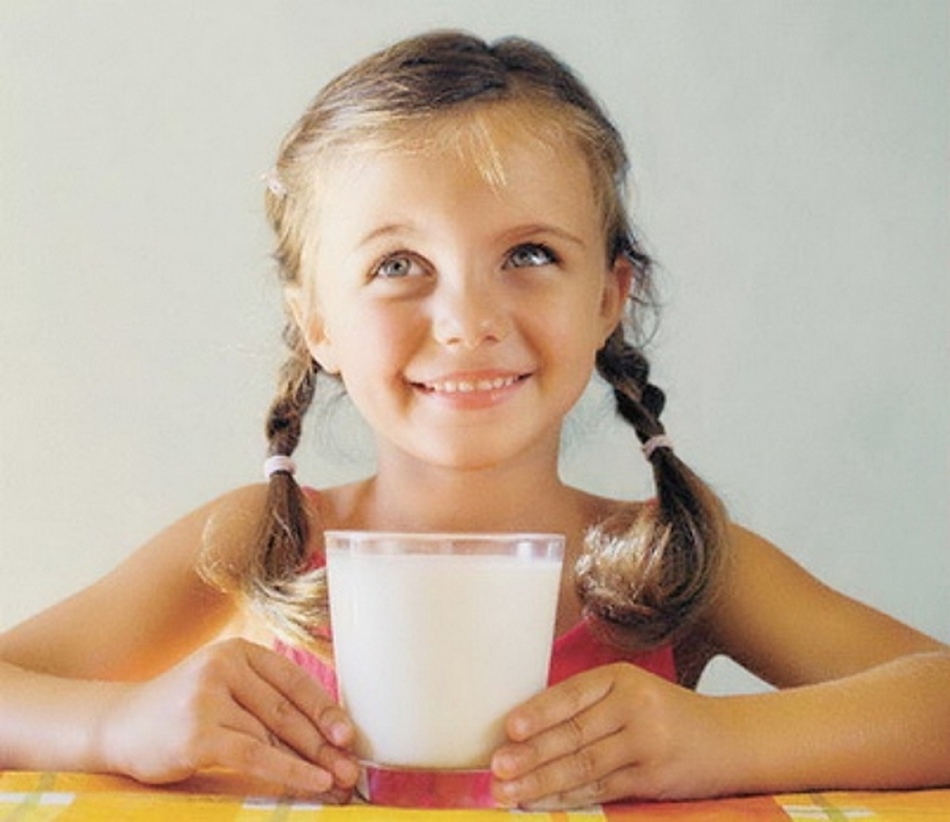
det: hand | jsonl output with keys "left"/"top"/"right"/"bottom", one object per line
{"left": 100, "top": 638, "right": 359, "bottom": 798}
{"left": 490, "top": 662, "right": 720, "bottom": 809}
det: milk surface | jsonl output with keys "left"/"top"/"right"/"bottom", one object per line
{"left": 327, "top": 545, "right": 562, "bottom": 768}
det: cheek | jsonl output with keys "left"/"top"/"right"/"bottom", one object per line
{"left": 363, "top": 308, "right": 420, "bottom": 364}
{"left": 331, "top": 306, "right": 418, "bottom": 379}
{"left": 540, "top": 289, "right": 610, "bottom": 353}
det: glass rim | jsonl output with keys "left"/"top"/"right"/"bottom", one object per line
{"left": 324, "top": 530, "right": 565, "bottom": 543}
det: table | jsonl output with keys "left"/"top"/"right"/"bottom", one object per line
{"left": 1, "top": 770, "right": 948, "bottom": 820}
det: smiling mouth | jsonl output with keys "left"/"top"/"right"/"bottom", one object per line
{"left": 414, "top": 374, "right": 528, "bottom": 395}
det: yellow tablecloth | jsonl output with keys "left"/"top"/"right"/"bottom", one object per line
{"left": 1, "top": 771, "right": 948, "bottom": 820}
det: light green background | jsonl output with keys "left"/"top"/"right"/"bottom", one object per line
{"left": 1, "top": 1, "right": 947, "bottom": 694}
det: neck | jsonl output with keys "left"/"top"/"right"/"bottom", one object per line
{"left": 356, "top": 451, "right": 576, "bottom": 534}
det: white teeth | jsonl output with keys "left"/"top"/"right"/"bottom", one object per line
{"left": 425, "top": 376, "right": 519, "bottom": 394}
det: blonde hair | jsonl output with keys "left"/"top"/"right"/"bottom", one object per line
{"left": 232, "top": 30, "right": 729, "bottom": 651}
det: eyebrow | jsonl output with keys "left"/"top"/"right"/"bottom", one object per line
{"left": 357, "top": 223, "right": 420, "bottom": 249}
{"left": 358, "top": 222, "right": 587, "bottom": 250}
{"left": 503, "top": 224, "right": 587, "bottom": 249}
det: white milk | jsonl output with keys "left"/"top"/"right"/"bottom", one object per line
{"left": 326, "top": 534, "right": 563, "bottom": 769}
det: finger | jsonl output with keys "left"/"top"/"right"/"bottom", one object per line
{"left": 520, "top": 762, "right": 641, "bottom": 811}
{"left": 227, "top": 647, "right": 359, "bottom": 786}
{"left": 229, "top": 665, "right": 325, "bottom": 759}
{"left": 302, "top": 724, "right": 361, "bottom": 789}
{"left": 504, "top": 667, "right": 614, "bottom": 743}
{"left": 219, "top": 704, "right": 360, "bottom": 793}
{"left": 243, "top": 643, "right": 355, "bottom": 748}
{"left": 494, "top": 680, "right": 622, "bottom": 780}
{"left": 233, "top": 645, "right": 348, "bottom": 754}
{"left": 204, "top": 726, "right": 336, "bottom": 795}
{"left": 498, "top": 728, "right": 639, "bottom": 808}
{"left": 494, "top": 707, "right": 622, "bottom": 779}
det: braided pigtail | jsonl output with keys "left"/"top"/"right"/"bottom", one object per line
{"left": 577, "top": 304, "right": 730, "bottom": 649}
{"left": 244, "top": 322, "right": 331, "bottom": 651}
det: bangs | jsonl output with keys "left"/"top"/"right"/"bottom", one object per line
{"left": 302, "top": 97, "right": 621, "bottom": 240}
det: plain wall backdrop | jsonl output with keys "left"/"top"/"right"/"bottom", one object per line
{"left": 1, "top": 0, "right": 947, "bottom": 694}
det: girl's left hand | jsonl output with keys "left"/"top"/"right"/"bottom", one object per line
{"left": 490, "top": 663, "right": 722, "bottom": 809}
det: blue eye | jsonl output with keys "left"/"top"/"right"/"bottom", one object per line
{"left": 505, "top": 243, "right": 558, "bottom": 268}
{"left": 373, "top": 254, "right": 422, "bottom": 279}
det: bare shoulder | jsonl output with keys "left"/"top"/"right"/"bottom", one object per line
{"left": 694, "top": 524, "right": 945, "bottom": 688}
{"left": 0, "top": 484, "right": 271, "bottom": 679}
{"left": 198, "top": 483, "right": 272, "bottom": 585}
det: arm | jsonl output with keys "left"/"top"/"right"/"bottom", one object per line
{"left": 0, "top": 490, "right": 238, "bottom": 681}
{"left": 691, "top": 526, "right": 950, "bottom": 793}
{"left": 0, "top": 486, "right": 358, "bottom": 795}
{"left": 708, "top": 648, "right": 950, "bottom": 794}
{"left": 491, "top": 526, "right": 950, "bottom": 808}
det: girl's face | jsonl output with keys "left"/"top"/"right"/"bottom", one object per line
{"left": 289, "top": 107, "right": 630, "bottom": 474}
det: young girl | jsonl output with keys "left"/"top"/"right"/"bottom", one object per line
{"left": 0, "top": 31, "right": 947, "bottom": 809}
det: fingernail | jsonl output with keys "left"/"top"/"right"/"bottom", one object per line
{"left": 333, "top": 756, "right": 361, "bottom": 787}
{"left": 309, "top": 769, "right": 334, "bottom": 794}
{"left": 320, "top": 709, "right": 352, "bottom": 746}
{"left": 508, "top": 715, "right": 532, "bottom": 740}
{"left": 493, "top": 779, "right": 522, "bottom": 805}
{"left": 491, "top": 751, "right": 517, "bottom": 779}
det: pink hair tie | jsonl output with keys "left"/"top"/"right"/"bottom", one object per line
{"left": 262, "top": 168, "right": 287, "bottom": 198}
{"left": 642, "top": 434, "right": 674, "bottom": 461}
{"left": 263, "top": 455, "right": 296, "bottom": 479}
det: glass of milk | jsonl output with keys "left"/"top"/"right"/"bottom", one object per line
{"left": 324, "top": 531, "right": 564, "bottom": 807}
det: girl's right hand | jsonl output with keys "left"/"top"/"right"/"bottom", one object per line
{"left": 100, "top": 638, "right": 359, "bottom": 798}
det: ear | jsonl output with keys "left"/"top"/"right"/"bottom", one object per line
{"left": 598, "top": 254, "right": 633, "bottom": 344}
{"left": 285, "top": 286, "right": 340, "bottom": 374}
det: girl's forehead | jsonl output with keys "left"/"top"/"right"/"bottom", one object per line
{"left": 315, "top": 124, "right": 597, "bottom": 234}
{"left": 319, "top": 99, "right": 593, "bottom": 192}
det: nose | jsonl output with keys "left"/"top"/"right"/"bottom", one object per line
{"left": 432, "top": 275, "right": 511, "bottom": 349}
